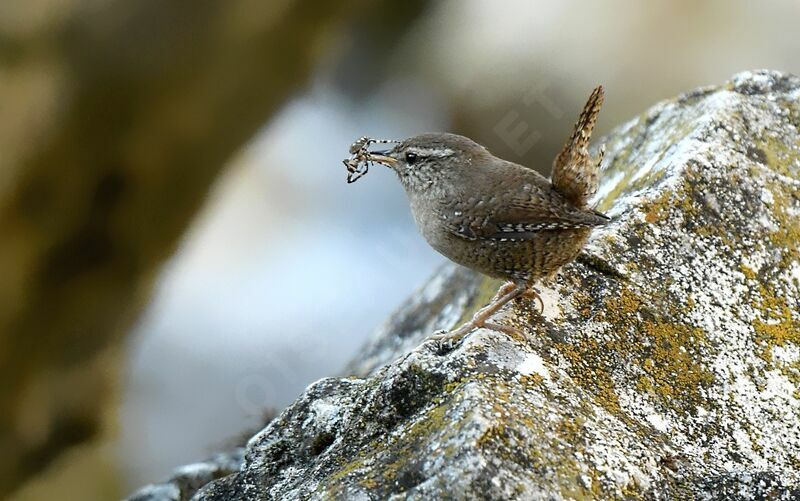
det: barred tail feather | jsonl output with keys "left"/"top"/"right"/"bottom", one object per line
{"left": 551, "top": 85, "right": 605, "bottom": 208}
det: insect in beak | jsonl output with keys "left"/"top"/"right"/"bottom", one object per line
{"left": 343, "top": 137, "right": 398, "bottom": 183}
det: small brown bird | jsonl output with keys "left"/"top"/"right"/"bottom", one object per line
{"left": 345, "top": 86, "right": 609, "bottom": 341}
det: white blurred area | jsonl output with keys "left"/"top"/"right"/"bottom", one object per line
{"left": 119, "top": 0, "right": 800, "bottom": 488}
{"left": 120, "top": 80, "right": 449, "bottom": 484}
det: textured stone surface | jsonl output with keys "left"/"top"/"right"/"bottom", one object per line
{"left": 130, "top": 70, "right": 800, "bottom": 500}
{"left": 126, "top": 450, "right": 244, "bottom": 501}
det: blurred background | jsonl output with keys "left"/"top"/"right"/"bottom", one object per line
{"left": 1, "top": 0, "right": 799, "bottom": 499}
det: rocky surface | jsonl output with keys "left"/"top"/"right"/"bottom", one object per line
{"left": 126, "top": 450, "right": 244, "bottom": 501}
{"left": 129, "top": 70, "right": 800, "bottom": 499}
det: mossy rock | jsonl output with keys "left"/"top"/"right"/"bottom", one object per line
{"left": 131, "top": 70, "right": 800, "bottom": 500}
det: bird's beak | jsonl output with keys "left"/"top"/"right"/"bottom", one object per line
{"left": 368, "top": 150, "right": 397, "bottom": 166}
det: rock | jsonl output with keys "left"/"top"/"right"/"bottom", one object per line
{"left": 126, "top": 450, "right": 244, "bottom": 501}
{"left": 131, "top": 70, "right": 800, "bottom": 500}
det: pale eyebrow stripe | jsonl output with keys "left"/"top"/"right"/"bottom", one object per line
{"left": 408, "top": 147, "right": 454, "bottom": 157}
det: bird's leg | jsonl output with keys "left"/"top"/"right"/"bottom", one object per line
{"left": 482, "top": 321, "right": 523, "bottom": 337}
{"left": 430, "top": 282, "right": 526, "bottom": 345}
{"left": 454, "top": 282, "right": 523, "bottom": 336}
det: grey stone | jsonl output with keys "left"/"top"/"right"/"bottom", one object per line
{"left": 131, "top": 70, "right": 800, "bottom": 500}
{"left": 126, "top": 450, "right": 244, "bottom": 501}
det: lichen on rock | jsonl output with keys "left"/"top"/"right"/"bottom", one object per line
{"left": 128, "top": 70, "right": 800, "bottom": 500}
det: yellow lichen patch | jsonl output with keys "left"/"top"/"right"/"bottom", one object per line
{"left": 644, "top": 191, "right": 671, "bottom": 224}
{"left": 552, "top": 287, "right": 713, "bottom": 416}
{"left": 753, "top": 284, "right": 800, "bottom": 362}
{"left": 475, "top": 420, "right": 508, "bottom": 451}
{"left": 756, "top": 135, "right": 800, "bottom": 178}
{"left": 764, "top": 180, "right": 800, "bottom": 269}
{"left": 740, "top": 264, "right": 757, "bottom": 280}
{"left": 636, "top": 319, "right": 713, "bottom": 402}
{"left": 755, "top": 319, "right": 800, "bottom": 353}
{"left": 556, "top": 337, "right": 622, "bottom": 415}
{"left": 609, "top": 289, "right": 712, "bottom": 409}
{"left": 359, "top": 477, "right": 378, "bottom": 489}
{"left": 442, "top": 377, "right": 471, "bottom": 394}
{"left": 571, "top": 290, "right": 594, "bottom": 318}
{"left": 642, "top": 182, "right": 701, "bottom": 227}
{"left": 607, "top": 287, "right": 642, "bottom": 315}
{"left": 328, "top": 455, "right": 368, "bottom": 485}
{"left": 555, "top": 415, "right": 586, "bottom": 445}
{"left": 783, "top": 362, "right": 800, "bottom": 387}
{"left": 752, "top": 179, "right": 800, "bottom": 369}
{"left": 519, "top": 373, "right": 545, "bottom": 386}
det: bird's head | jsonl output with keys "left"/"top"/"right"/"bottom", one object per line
{"left": 346, "top": 133, "right": 491, "bottom": 193}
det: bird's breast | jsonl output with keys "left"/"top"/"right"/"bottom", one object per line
{"left": 408, "top": 196, "right": 448, "bottom": 248}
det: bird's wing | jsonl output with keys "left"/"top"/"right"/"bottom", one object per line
{"left": 476, "top": 198, "right": 609, "bottom": 241}
{"left": 551, "top": 85, "right": 604, "bottom": 208}
{"left": 443, "top": 175, "right": 610, "bottom": 241}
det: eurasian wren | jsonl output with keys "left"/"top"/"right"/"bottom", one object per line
{"left": 344, "top": 86, "right": 609, "bottom": 341}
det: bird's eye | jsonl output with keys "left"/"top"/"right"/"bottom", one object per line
{"left": 405, "top": 151, "right": 418, "bottom": 164}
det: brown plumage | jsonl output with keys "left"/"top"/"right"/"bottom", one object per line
{"left": 552, "top": 85, "right": 605, "bottom": 208}
{"left": 344, "top": 86, "right": 609, "bottom": 341}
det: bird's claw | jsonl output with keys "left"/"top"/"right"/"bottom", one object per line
{"left": 427, "top": 329, "right": 469, "bottom": 354}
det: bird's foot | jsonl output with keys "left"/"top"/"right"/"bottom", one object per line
{"left": 427, "top": 281, "right": 527, "bottom": 350}
{"left": 520, "top": 287, "right": 544, "bottom": 314}
{"left": 427, "top": 323, "right": 472, "bottom": 351}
